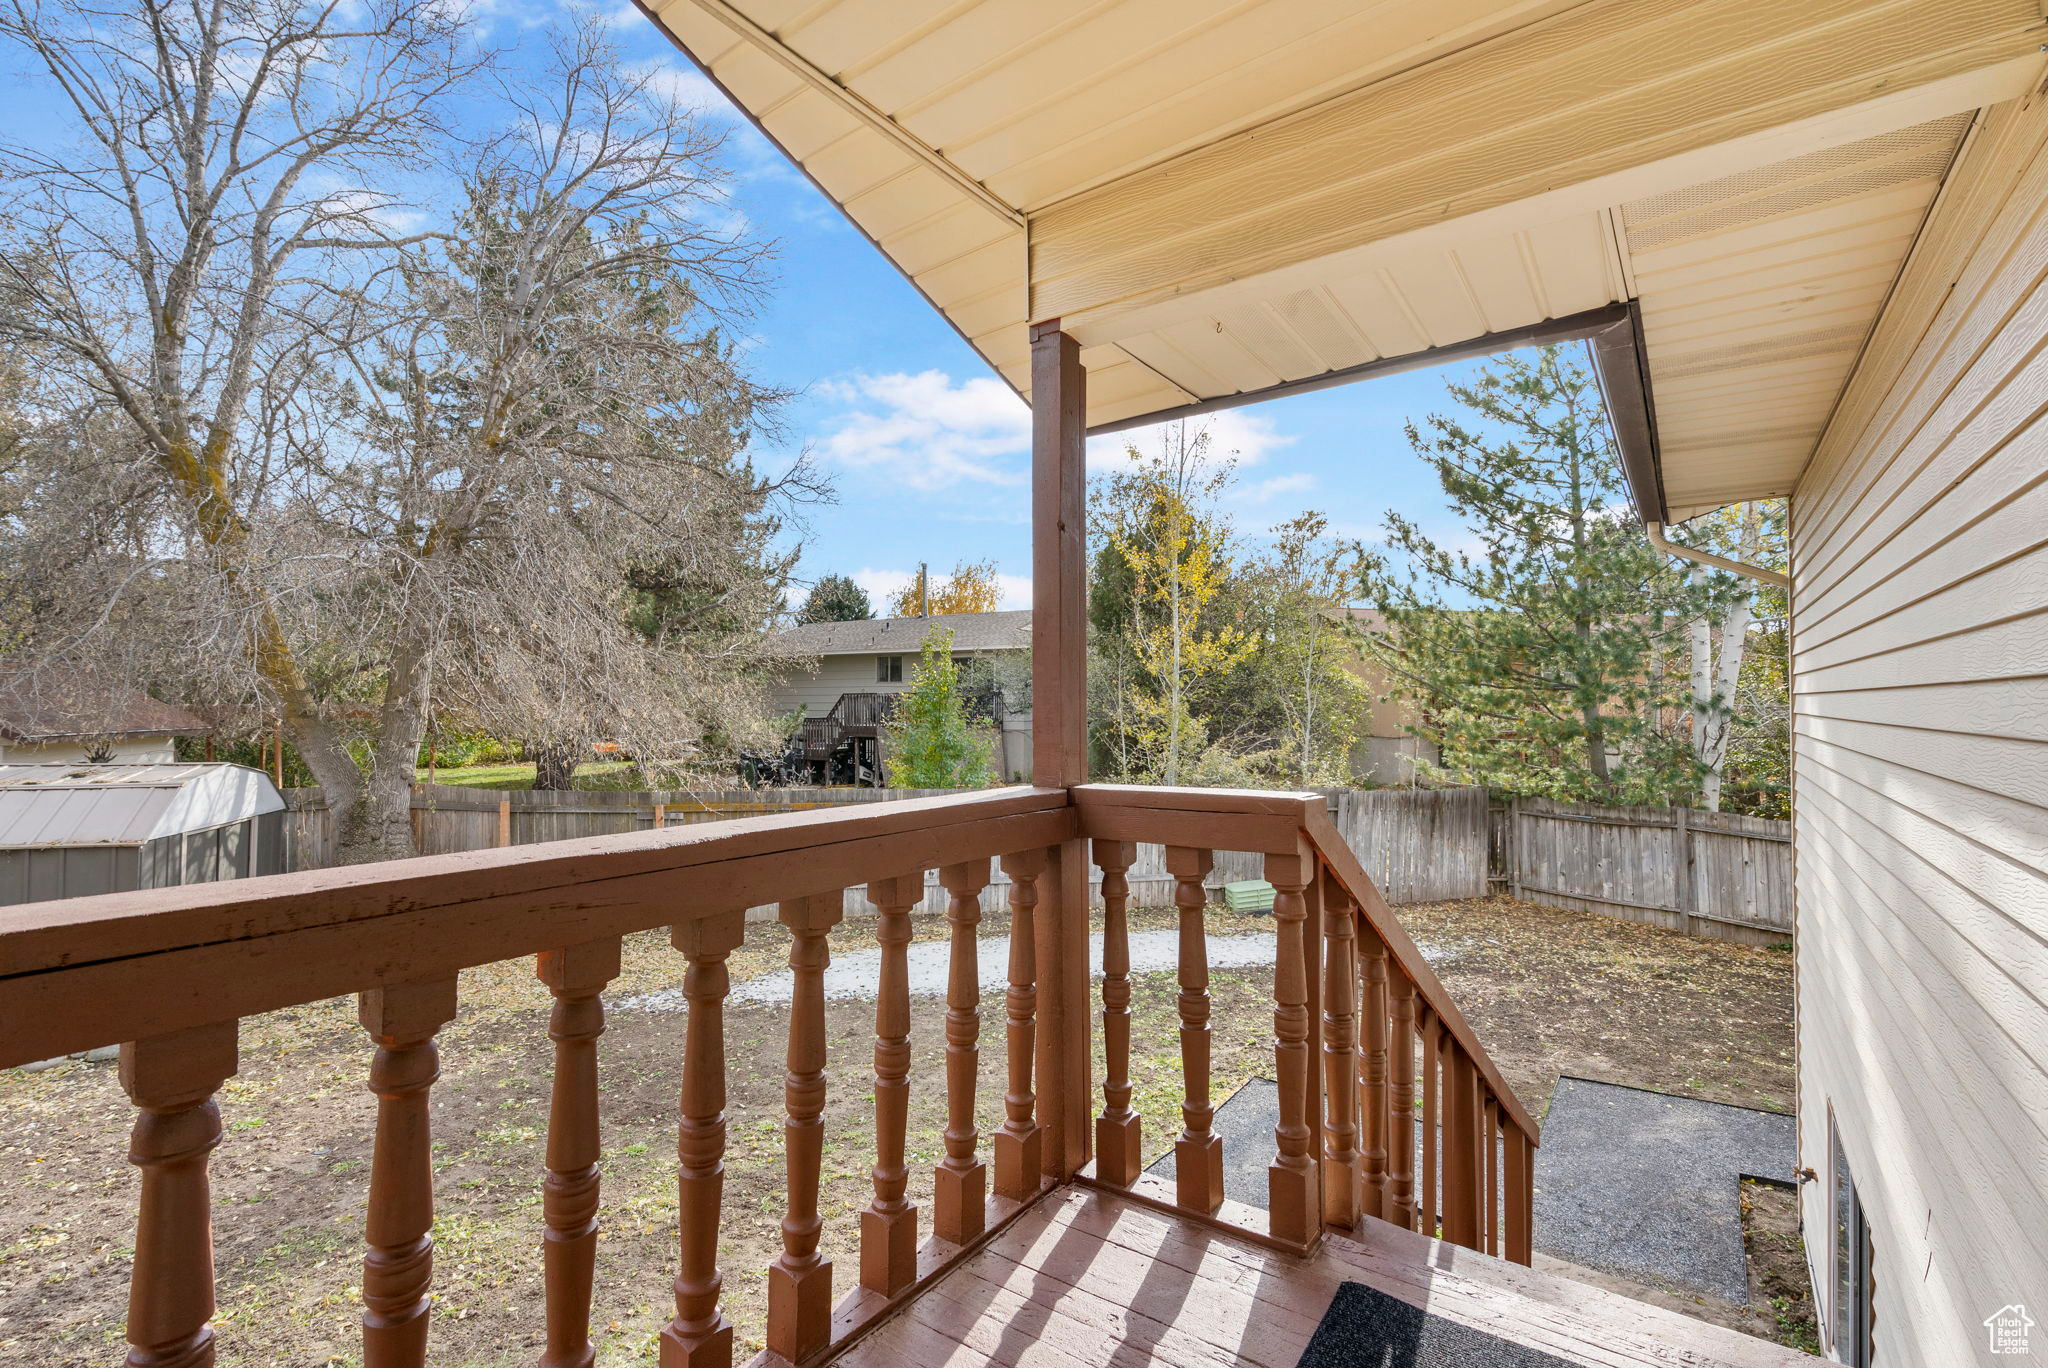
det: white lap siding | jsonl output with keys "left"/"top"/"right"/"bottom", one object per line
{"left": 1789, "top": 89, "right": 2048, "bottom": 1365}
{"left": 765, "top": 654, "right": 906, "bottom": 720}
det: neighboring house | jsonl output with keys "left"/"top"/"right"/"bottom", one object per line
{"left": 0, "top": 671, "right": 207, "bottom": 765}
{"left": 1340, "top": 608, "right": 1438, "bottom": 783}
{"left": 765, "top": 610, "right": 1034, "bottom": 781}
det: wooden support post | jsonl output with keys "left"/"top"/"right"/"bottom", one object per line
{"left": 1319, "top": 878, "right": 1360, "bottom": 1231}
{"left": 1092, "top": 839, "right": 1142, "bottom": 1185}
{"left": 497, "top": 798, "right": 512, "bottom": 849}
{"left": 358, "top": 978, "right": 458, "bottom": 1368}
{"left": 861, "top": 875, "right": 920, "bottom": 1297}
{"left": 1030, "top": 321, "right": 1092, "bottom": 1182}
{"left": 1168, "top": 846, "right": 1222, "bottom": 1214}
{"left": 1028, "top": 321, "right": 1085, "bottom": 788}
{"left": 1359, "top": 924, "right": 1391, "bottom": 1225}
{"left": 1387, "top": 974, "right": 1418, "bottom": 1231}
{"left": 996, "top": 850, "right": 1045, "bottom": 1200}
{"left": 119, "top": 1021, "right": 238, "bottom": 1368}
{"left": 935, "top": 860, "right": 991, "bottom": 1244}
{"left": 661, "top": 911, "right": 745, "bottom": 1368}
{"left": 768, "top": 892, "right": 843, "bottom": 1364}
{"left": 536, "top": 938, "right": 623, "bottom": 1368}
{"left": 653, "top": 803, "right": 667, "bottom": 830}
{"left": 1266, "top": 847, "right": 1317, "bottom": 1246}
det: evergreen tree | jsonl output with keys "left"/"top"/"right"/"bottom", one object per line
{"left": 1356, "top": 346, "right": 1705, "bottom": 803}
{"left": 796, "top": 573, "right": 874, "bottom": 624}
{"left": 883, "top": 629, "right": 994, "bottom": 788}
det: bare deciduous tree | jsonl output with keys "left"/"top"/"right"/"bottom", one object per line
{"left": 1, "top": 7, "right": 822, "bottom": 861}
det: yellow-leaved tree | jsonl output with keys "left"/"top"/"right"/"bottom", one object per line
{"left": 888, "top": 558, "right": 1003, "bottom": 616}
{"left": 1092, "top": 424, "right": 1250, "bottom": 784}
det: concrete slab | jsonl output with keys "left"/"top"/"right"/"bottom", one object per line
{"left": 1532, "top": 1077, "right": 1795, "bottom": 1303}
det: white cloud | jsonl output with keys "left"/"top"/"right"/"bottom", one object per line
{"left": 1085, "top": 408, "right": 1297, "bottom": 470}
{"left": 852, "top": 568, "right": 1033, "bottom": 614}
{"left": 812, "top": 371, "right": 1030, "bottom": 490}
{"left": 1243, "top": 471, "right": 1316, "bottom": 503}
{"left": 630, "top": 61, "right": 730, "bottom": 115}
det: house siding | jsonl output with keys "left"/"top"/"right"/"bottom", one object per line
{"left": 1789, "top": 90, "right": 2048, "bottom": 1366}
{"left": 765, "top": 654, "right": 909, "bottom": 720}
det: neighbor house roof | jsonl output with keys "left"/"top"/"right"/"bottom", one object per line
{"left": 0, "top": 671, "right": 208, "bottom": 743}
{"left": 770, "top": 610, "right": 1032, "bottom": 658}
{"left": 637, "top": 0, "right": 2042, "bottom": 523}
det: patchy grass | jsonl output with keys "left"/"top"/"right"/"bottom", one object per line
{"left": 414, "top": 763, "right": 644, "bottom": 792}
{"left": 0, "top": 895, "right": 1794, "bottom": 1365}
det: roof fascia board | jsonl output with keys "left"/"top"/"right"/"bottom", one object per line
{"left": 1088, "top": 302, "right": 1632, "bottom": 438}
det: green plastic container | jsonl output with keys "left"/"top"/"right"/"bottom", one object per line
{"left": 1222, "top": 879, "right": 1275, "bottom": 913}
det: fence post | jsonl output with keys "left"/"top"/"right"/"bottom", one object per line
{"left": 1673, "top": 805, "right": 1694, "bottom": 937}
{"left": 1507, "top": 797, "right": 1523, "bottom": 902}
{"left": 497, "top": 798, "right": 512, "bottom": 849}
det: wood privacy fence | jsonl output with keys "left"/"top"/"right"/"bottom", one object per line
{"left": 285, "top": 782, "right": 1789, "bottom": 940}
{"left": 1495, "top": 796, "right": 1794, "bottom": 945}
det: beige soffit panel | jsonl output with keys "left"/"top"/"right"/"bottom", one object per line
{"left": 1625, "top": 113, "right": 1976, "bottom": 523}
{"left": 640, "top": 0, "right": 2042, "bottom": 435}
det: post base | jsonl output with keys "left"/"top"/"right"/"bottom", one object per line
{"left": 1095, "top": 1113, "right": 1143, "bottom": 1186}
{"left": 1176, "top": 1133, "right": 1224, "bottom": 1215}
{"left": 658, "top": 1317, "right": 733, "bottom": 1368}
{"left": 860, "top": 1204, "right": 918, "bottom": 1297}
{"left": 933, "top": 1160, "right": 986, "bottom": 1244}
{"left": 766, "top": 1256, "right": 834, "bottom": 1364}
{"left": 994, "top": 1124, "right": 1043, "bottom": 1201}
{"left": 1269, "top": 1159, "right": 1318, "bottom": 1246}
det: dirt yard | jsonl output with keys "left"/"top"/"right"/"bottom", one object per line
{"left": 0, "top": 894, "right": 1798, "bottom": 1366}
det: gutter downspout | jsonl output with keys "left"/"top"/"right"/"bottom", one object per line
{"left": 1647, "top": 522, "right": 1790, "bottom": 589}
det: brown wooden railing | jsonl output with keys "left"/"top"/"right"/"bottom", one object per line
{"left": 0, "top": 782, "right": 1533, "bottom": 1367}
{"left": 1072, "top": 784, "right": 1539, "bottom": 1260}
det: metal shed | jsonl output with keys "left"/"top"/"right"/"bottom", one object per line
{"left": 0, "top": 763, "right": 286, "bottom": 906}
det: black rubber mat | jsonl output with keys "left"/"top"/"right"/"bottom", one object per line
{"left": 1295, "top": 1281, "right": 1585, "bottom": 1368}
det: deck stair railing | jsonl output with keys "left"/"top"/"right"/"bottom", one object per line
{"left": 797, "top": 691, "right": 896, "bottom": 762}
{"left": 0, "top": 783, "right": 1533, "bottom": 1368}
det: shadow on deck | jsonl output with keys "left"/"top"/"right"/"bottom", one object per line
{"left": 830, "top": 1184, "right": 1817, "bottom": 1368}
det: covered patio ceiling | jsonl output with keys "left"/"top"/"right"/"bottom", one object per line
{"left": 636, "top": 0, "right": 2046, "bottom": 522}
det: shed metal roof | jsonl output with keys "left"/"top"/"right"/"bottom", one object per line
{"left": 0, "top": 764, "right": 285, "bottom": 849}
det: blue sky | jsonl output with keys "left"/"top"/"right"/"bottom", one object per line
{"left": 587, "top": 20, "right": 1516, "bottom": 613}
{"left": 5, "top": 3, "right": 1517, "bottom": 614}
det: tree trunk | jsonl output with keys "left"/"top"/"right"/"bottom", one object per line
{"left": 532, "top": 740, "right": 582, "bottom": 791}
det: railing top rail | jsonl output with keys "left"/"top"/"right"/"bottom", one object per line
{"left": 0, "top": 787, "right": 1072, "bottom": 1068}
{"left": 1073, "top": 782, "right": 1539, "bottom": 1142}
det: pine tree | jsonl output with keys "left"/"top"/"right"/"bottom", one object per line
{"left": 1357, "top": 346, "right": 1705, "bottom": 803}
{"left": 883, "top": 629, "right": 994, "bottom": 788}
{"left": 796, "top": 573, "right": 874, "bottom": 624}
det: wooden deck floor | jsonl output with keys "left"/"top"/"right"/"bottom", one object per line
{"left": 830, "top": 1184, "right": 1817, "bottom": 1368}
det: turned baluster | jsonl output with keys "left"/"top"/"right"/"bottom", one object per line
{"left": 769, "top": 892, "right": 844, "bottom": 1363}
{"left": 1441, "top": 1046, "right": 1482, "bottom": 1250}
{"left": 359, "top": 979, "right": 459, "bottom": 1368}
{"left": 1168, "top": 846, "right": 1222, "bottom": 1214}
{"left": 1359, "top": 923, "right": 1391, "bottom": 1224}
{"left": 1092, "top": 839, "right": 1141, "bottom": 1185}
{"left": 996, "top": 850, "right": 1045, "bottom": 1200}
{"left": 660, "top": 911, "right": 745, "bottom": 1368}
{"left": 1387, "top": 973, "right": 1417, "bottom": 1230}
{"left": 536, "top": 938, "right": 622, "bottom": 1368}
{"left": 1265, "top": 848, "right": 1317, "bottom": 1245}
{"left": 1420, "top": 1007, "right": 1439, "bottom": 1238}
{"left": 1319, "top": 880, "right": 1360, "bottom": 1231}
{"left": 120, "top": 1021, "right": 238, "bottom": 1368}
{"left": 861, "top": 874, "right": 920, "bottom": 1297}
{"left": 935, "top": 860, "right": 991, "bottom": 1244}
